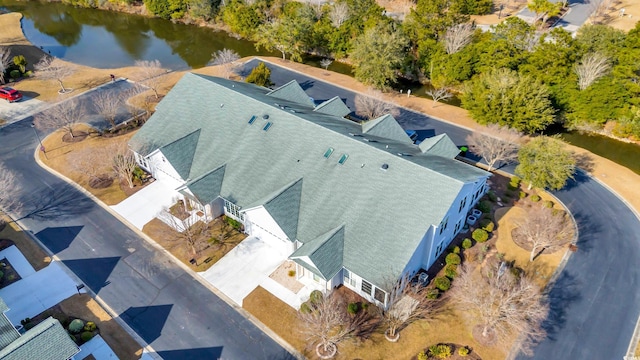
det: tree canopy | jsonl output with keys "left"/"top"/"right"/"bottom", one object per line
{"left": 515, "top": 136, "right": 576, "bottom": 190}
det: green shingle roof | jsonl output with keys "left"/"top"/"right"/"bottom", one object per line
{"left": 131, "top": 73, "right": 489, "bottom": 286}
{"left": 362, "top": 114, "right": 413, "bottom": 145}
{"left": 314, "top": 96, "right": 351, "bottom": 118}
{"left": 260, "top": 179, "right": 303, "bottom": 241}
{"left": 291, "top": 225, "right": 345, "bottom": 280}
{"left": 161, "top": 129, "right": 201, "bottom": 180}
{"left": 419, "top": 133, "right": 460, "bottom": 158}
{"left": 0, "top": 318, "right": 79, "bottom": 360}
{"left": 185, "top": 165, "right": 226, "bottom": 204}
{"left": 267, "top": 80, "right": 315, "bottom": 107}
{"left": 0, "top": 315, "right": 19, "bottom": 350}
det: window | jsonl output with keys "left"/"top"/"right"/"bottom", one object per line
{"left": 361, "top": 280, "right": 372, "bottom": 296}
{"left": 224, "top": 200, "right": 244, "bottom": 221}
{"left": 454, "top": 219, "right": 462, "bottom": 234}
{"left": 338, "top": 154, "right": 349, "bottom": 165}
{"left": 435, "top": 242, "right": 445, "bottom": 257}
{"left": 263, "top": 122, "right": 273, "bottom": 131}
{"left": 313, "top": 273, "right": 321, "bottom": 282}
{"left": 343, "top": 269, "right": 356, "bottom": 287}
{"left": 439, "top": 217, "right": 448, "bottom": 235}
{"left": 248, "top": 115, "right": 257, "bottom": 124}
{"left": 323, "top": 147, "right": 334, "bottom": 159}
{"left": 458, "top": 197, "right": 467, "bottom": 212}
{"left": 374, "top": 287, "right": 386, "bottom": 303}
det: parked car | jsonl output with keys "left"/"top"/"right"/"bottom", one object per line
{"left": 0, "top": 87, "right": 23, "bottom": 103}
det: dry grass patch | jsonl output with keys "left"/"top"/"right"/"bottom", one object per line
{"left": 0, "top": 220, "right": 50, "bottom": 271}
{"left": 243, "top": 286, "right": 505, "bottom": 360}
{"left": 142, "top": 216, "right": 245, "bottom": 272}
{"left": 494, "top": 206, "right": 567, "bottom": 288}
{"left": 56, "top": 294, "right": 142, "bottom": 360}
{"left": 38, "top": 124, "right": 138, "bottom": 205}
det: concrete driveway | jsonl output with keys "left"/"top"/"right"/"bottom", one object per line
{"left": 111, "top": 180, "right": 181, "bottom": 230}
{"left": 0, "top": 96, "right": 48, "bottom": 124}
{"left": 199, "top": 237, "right": 287, "bottom": 306}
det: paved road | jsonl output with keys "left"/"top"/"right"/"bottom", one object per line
{"left": 519, "top": 0, "right": 595, "bottom": 33}
{"left": 0, "top": 85, "right": 295, "bottom": 360}
{"left": 246, "top": 58, "right": 640, "bottom": 359}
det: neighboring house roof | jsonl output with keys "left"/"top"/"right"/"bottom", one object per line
{"left": 267, "top": 80, "right": 315, "bottom": 107}
{"left": 314, "top": 96, "right": 351, "bottom": 118}
{"left": 0, "top": 309, "right": 19, "bottom": 350}
{"left": 131, "top": 73, "right": 489, "bottom": 286}
{"left": 0, "top": 317, "right": 79, "bottom": 360}
{"left": 418, "top": 133, "right": 460, "bottom": 158}
{"left": 291, "top": 225, "right": 345, "bottom": 280}
{"left": 362, "top": 114, "right": 413, "bottom": 145}
{"left": 185, "top": 165, "right": 226, "bottom": 204}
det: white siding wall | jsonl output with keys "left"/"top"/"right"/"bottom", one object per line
{"left": 138, "top": 150, "right": 185, "bottom": 189}
{"left": 242, "top": 206, "right": 294, "bottom": 255}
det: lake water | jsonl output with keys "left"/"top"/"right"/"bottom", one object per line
{"left": 2, "top": 0, "right": 639, "bottom": 174}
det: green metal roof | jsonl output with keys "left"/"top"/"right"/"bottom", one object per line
{"left": 362, "top": 114, "right": 413, "bottom": 145}
{"left": 185, "top": 165, "right": 226, "bottom": 204}
{"left": 419, "top": 133, "right": 460, "bottom": 158}
{"left": 291, "top": 225, "right": 345, "bottom": 280}
{"left": 313, "top": 96, "right": 351, "bottom": 118}
{"left": 267, "top": 80, "right": 315, "bottom": 107}
{"left": 0, "top": 318, "right": 79, "bottom": 360}
{"left": 131, "top": 73, "right": 489, "bottom": 286}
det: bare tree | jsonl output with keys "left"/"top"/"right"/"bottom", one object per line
{"left": 444, "top": 23, "right": 474, "bottom": 55}
{"left": 0, "top": 163, "right": 23, "bottom": 227}
{"left": 0, "top": 47, "right": 11, "bottom": 85}
{"left": 34, "top": 98, "right": 87, "bottom": 140}
{"left": 425, "top": 86, "right": 453, "bottom": 107}
{"left": 93, "top": 90, "right": 122, "bottom": 129}
{"left": 355, "top": 89, "right": 400, "bottom": 120}
{"left": 590, "top": 0, "right": 613, "bottom": 24}
{"left": 34, "top": 57, "right": 76, "bottom": 93}
{"left": 513, "top": 204, "right": 573, "bottom": 261}
{"left": 158, "top": 207, "right": 208, "bottom": 263}
{"left": 378, "top": 275, "right": 444, "bottom": 341}
{"left": 330, "top": 1, "right": 350, "bottom": 28}
{"left": 453, "top": 262, "right": 548, "bottom": 356}
{"left": 298, "top": 291, "right": 373, "bottom": 358}
{"left": 210, "top": 49, "right": 241, "bottom": 79}
{"left": 134, "top": 59, "right": 166, "bottom": 99}
{"left": 68, "top": 146, "right": 113, "bottom": 188}
{"left": 109, "top": 140, "right": 137, "bottom": 189}
{"left": 466, "top": 124, "right": 523, "bottom": 172}
{"left": 320, "top": 58, "right": 332, "bottom": 71}
{"left": 575, "top": 52, "right": 610, "bottom": 90}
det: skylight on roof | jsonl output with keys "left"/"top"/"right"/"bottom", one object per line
{"left": 323, "top": 147, "right": 334, "bottom": 158}
{"left": 338, "top": 154, "right": 349, "bottom": 165}
{"left": 248, "top": 115, "right": 257, "bottom": 124}
{"left": 263, "top": 122, "right": 273, "bottom": 131}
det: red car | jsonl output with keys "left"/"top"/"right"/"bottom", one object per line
{"left": 0, "top": 87, "right": 23, "bottom": 103}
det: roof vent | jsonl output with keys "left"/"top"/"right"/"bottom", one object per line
{"left": 381, "top": 163, "right": 389, "bottom": 170}
{"left": 290, "top": 109, "right": 297, "bottom": 113}
{"left": 364, "top": 138, "right": 377, "bottom": 142}
{"left": 220, "top": 103, "right": 224, "bottom": 108}
{"left": 385, "top": 145, "right": 389, "bottom": 149}
{"left": 397, "top": 153, "right": 412, "bottom": 157}
{"left": 263, "top": 114, "right": 269, "bottom": 120}
{"left": 348, "top": 133, "right": 363, "bottom": 137}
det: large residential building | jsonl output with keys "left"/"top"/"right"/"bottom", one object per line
{"left": 130, "top": 72, "right": 490, "bottom": 305}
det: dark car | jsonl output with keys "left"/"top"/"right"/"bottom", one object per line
{"left": 0, "top": 87, "right": 23, "bottom": 103}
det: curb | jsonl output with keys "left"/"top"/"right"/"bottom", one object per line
{"left": 30, "top": 139, "right": 304, "bottom": 359}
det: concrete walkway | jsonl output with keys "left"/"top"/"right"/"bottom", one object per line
{"left": 111, "top": 180, "right": 181, "bottom": 230}
{"left": 0, "top": 261, "right": 80, "bottom": 324}
{"left": 199, "top": 237, "right": 287, "bottom": 306}
{"left": 76, "top": 335, "right": 118, "bottom": 360}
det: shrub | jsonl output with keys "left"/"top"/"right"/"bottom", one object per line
{"left": 84, "top": 321, "right": 96, "bottom": 332}
{"left": 482, "top": 221, "right": 495, "bottom": 233}
{"left": 347, "top": 303, "right": 358, "bottom": 315}
{"left": 544, "top": 200, "right": 554, "bottom": 208}
{"left": 507, "top": 183, "right": 518, "bottom": 191}
{"left": 53, "top": 313, "right": 70, "bottom": 327}
{"left": 10, "top": 70, "right": 20, "bottom": 79}
{"left": 68, "top": 319, "right": 85, "bottom": 334}
{"left": 20, "top": 318, "right": 31, "bottom": 326}
{"left": 418, "top": 351, "right": 428, "bottom": 360}
{"left": 462, "top": 238, "right": 472, "bottom": 249}
{"left": 299, "top": 302, "right": 311, "bottom": 314}
{"left": 225, "top": 216, "right": 242, "bottom": 230}
{"left": 503, "top": 191, "right": 513, "bottom": 198}
{"left": 510, "top": 176, "right": 521, "bottom": 186}
{"left": 429, "top": 344, "right": 452, "bottom": 358}
{"left": 434, "top": 276, "right": 451, "bottom": 291}
{"left": 132, "top": 166, "right": 145, "bottom": 181}
{"left": 309, "top": 290, "right": 323, "bottom": 304}
{"left": 7, "top": 274, "right": 15, "bottom": 281}
{"left": 552, "top": 208, "right": 565, "bottom": 217}
{"left": 478, "top": 200, "right": 491, "bottom": 213}
{"left": 287, "top": 270, "right": 296, "bottom": 277}
{"left": 487, "top": 191, "right": 497, "bottom": 202}
{"left": 531, "top": 194, "right": 541, "bottom": 202}
{"left": 472, "top": 228, "right": 489, "bottom": 242}
{"left": 445, "top": 253, "right": 461, "bottom": 265}
{"left": 519, "top": 191, "right": 526, "bottom": 199}
{"left": 451, "top": 246, "right": 460, "bottom": 254}
{"left": 426, "top": 289, "right": 440, "bottom": 299}
{"left": 458, "top": 346, "right": 470, "bottom": 356}
{"left": 81, "top": 331, "right": 94, "bottom": 342}
{"left": 445, "top": 264, "right": 457, "bottom": 279}
{"left": 0, "top": 271, "right": 4, "bottom": 280}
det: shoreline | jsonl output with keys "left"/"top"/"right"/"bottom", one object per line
{"left": 2, "top": 11, "right": 640, "bottom": 216}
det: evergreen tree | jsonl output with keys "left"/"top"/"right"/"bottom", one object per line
{"left": 516, "top": 136, "right": 575, "bottom": 190}
{"left": 245, "top": 62, "right": 273, "bottom": 87}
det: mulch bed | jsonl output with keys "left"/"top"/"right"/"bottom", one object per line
{"left": 30, "top": 304, "right": 100, "bottom": 346}
{"left": 62, "top": 131, "right": 88, "bottom": 143}
{"left": 88, "top": 174, "right": 114, "bottom": 189}
{"left": 0, "top": 258, "right": 22, "bottom": 289}
{"left": 411, "top": 343, "right": 482, "bottom": 360}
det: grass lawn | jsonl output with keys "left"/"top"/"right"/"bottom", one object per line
{"left": 38, "top": 125, "right": 138, "bottom": 205}
{"left": 243, "top": 287, "right": 506, "bottom": 360}
{"left": 142, "top": 216, "right": 246, "bottom": 272}
{"left": 0, "top": 220, "right": 50, "bottom": 271}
